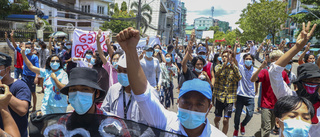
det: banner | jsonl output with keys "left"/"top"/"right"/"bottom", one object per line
{"left": 72, "top": 29, "right": 110, "bottom": 58}
{"left": 114, "top": 36, "right": 160, "bottom": 55}
{"left": 28, "top": 113, "right": 185, "bottom": 137}
{"left": 202, "top": 30, "right": 214, "bottom": 39}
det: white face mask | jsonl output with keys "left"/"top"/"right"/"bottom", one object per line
{"left": 0, "top": 68, "right": 7, "bottom": 80}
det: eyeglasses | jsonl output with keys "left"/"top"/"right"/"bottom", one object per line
{"left": 50, "top": 60, "right": 60, "bottom": 63}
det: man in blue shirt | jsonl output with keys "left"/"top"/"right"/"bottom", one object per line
{"left": 11, "top": 35, "right": 39, "bottom": 112}
{"left": 0, "top": 52, "right": 31, "bottom": 137}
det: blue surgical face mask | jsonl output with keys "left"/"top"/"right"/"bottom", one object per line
{"left": 85, "top": 54, "right": 92, "bottom": 60}
{"left": 165, "top": 57, "right": 171, "bottom": 62}
{"left": 218, "top": 57, "right": 222, "bottom": 61}
{"left": 154, "top": 49, "right": 160, "bottom": 53}
{"left": 117, "top": 73, "right": 129, "bottom": 87}
{"left": 237, "top": 48, "right": 241, "bottom": 53}
{"left": 112, "top": 61, "right": 118, "bottom": 69}
{"left": 281, "top": 119, "right": 311, "bottom": 137}
{"left": 25, "top": 48, "right": 31, "bottom": 55}
{"left": 69, "top": 91, "right": 93, "bottom": 115}
{"left": 199, "top": 55, "right": 206, "bottom": 60}
{"left": 66, "top": 45, "right": 71, "bottom": 49}
{"left": 194, "top": 68, "right": 203, "bottom": 73}
{"left": 146, "top": 51, "right": 153, "bottom": 58}
{"left": 0, "top": 68, "right": 7, "bottom": 80}
{"left": 177, "top": 107, "right": 208, "bottom": 129}
{"left": 244, "top": 60, "right": 252, "bottom": 67}
{"left": 91, "top": 59, "right": 96, "bottom": 65}
{"left": 50, "top": 62, "right": 60, "bottom": 70}
{"left": 285, "top": 64, "right": 292, "bottom": 71}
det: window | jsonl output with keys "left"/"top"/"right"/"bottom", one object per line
{"left": 82, "top": 5, "right": 90, "bottom": 13}
{"left": 97, "top": 6, "right": 104, "bottom": 14}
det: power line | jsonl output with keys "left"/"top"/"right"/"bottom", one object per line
{"left": 35, "top": 0, "right": 137, "bottom": 21}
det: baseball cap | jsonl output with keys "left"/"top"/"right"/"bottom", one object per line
{"left": 179, "top": 79, "right": 212, "bottom": 100}
{"left": 0, "top": 52, "right": 12, "bottom": 67}
{"left": 116, "top": 54, "right": 127, "bottom": 68}
{"left": 143, "top": 45, "right": 153, "bottom": 51}
{"left": 197, "top": 46, "right": 207, "bottom": 54}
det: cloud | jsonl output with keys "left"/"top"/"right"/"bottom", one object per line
{"left": 182, "top": 0, "right": 252, "bottom": 29}
{"left": 189, "top": 8, "right": 237, "bottom": 17}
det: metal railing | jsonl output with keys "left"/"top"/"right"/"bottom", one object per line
{"left": 0, "top": 28, "right": 53, "bottom": 42}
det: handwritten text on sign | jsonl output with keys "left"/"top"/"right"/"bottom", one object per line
{"left": 72, "top": 29, "right": 110, "bottom": 58}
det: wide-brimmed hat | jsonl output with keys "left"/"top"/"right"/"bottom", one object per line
{"left": 293, "top": 63, "right": 320, "bottom": 84}
{"left": 60, "top": 67, "right": 106, "bottom": 100}
{"left": 0, "top": 52, "right": 12, "bottom": 67}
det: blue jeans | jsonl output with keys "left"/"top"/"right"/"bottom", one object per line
{"left": 234, "top": 95, "right": 255, "bottom": 130}
{"left": 14, "top": 68, "right": 23, "bottom": 79}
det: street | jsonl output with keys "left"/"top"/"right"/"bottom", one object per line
{"left": 29, "top": 60, "right": 299, "bottom": 137}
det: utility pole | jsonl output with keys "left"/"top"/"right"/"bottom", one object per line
{"left": 136, "top": 0, "right": 142, "bottom": 31}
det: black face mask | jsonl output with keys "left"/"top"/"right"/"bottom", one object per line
{"left": 296, "top": 81, "right": 320, "bottom": 104}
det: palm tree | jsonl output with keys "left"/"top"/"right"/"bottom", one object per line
{"left": 130, "top": 2, "right": 152, "bottom": 34}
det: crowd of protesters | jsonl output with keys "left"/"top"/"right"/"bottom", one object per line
{"left": 0, "top": 21, "right": 318, "bottom": 137}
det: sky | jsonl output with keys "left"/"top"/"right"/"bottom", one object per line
{"left": 181, "top": 0, "right": 252, "bottom": 30}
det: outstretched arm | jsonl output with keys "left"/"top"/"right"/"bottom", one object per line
{"left": 10, "top": 30, "right": 18, "bottom": 49}
{"left": 117, "top": 27, "right": 147, "bottom": 95}
{"left": 20, "top": 43, "right": 40, "bottom": 74}
{"left": 298, "top": 42, "right": 310, "bottom": 64}
{"left": 0, "top": 84, "right": 21, "bottom": 137}
{"left": 276, "top": 22, "right": 316, "bottom": 67}
{"left": 96, "top": 30, "right": 108, "bottom": 65}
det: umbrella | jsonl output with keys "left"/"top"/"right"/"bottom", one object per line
{"left": 49, "top": 31, "right": 68, "bottom": 37}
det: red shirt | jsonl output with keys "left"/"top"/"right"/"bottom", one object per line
{"left": 203, "top": 62, "right": 212, "bottom": 81}
{"left": 258, "top": 68, "right": 289, "bottom": 109}
{"left": 15, "top": 52, "right": 23, "bottom": 69}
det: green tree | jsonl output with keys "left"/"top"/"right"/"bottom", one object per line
{"left": 101, "top": 11, "right": 135, "bottom": 33}
{"left": 130, "top": 2, "right": 152, "bottom": 34}
{"left": 0, "top": 0, "right": 29, "bottom": 19}
{"left": 209, "top": 26, "right": 220, "bottom": 34}
{"left": 291, "top": 0, "right": 320, "bottom": 38}
{"left": 121, "top": 1, "right": 127, "bottom": 12}
{"left": 210, "top": 31, "right": 225, "bottom": 44}
{"left": 109, "top": 3, "right": 120, "bottom": 16}
{"left": 236, "top": 0, "right": 288, "bottom": 44}
{"left": 225, "top": 30, "right": 238, "bottom": 46}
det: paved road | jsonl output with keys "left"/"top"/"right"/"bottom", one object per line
{"left": 29, "top": 60, "right": 299, "bottom": 137}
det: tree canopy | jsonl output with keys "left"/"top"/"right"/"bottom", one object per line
{"left": 290, "top": 0, "right": 320, "bottom": 38}
{"left": 0, "top": 0, "right": 29, "bottom": 19}
{"left": 236, "top": 0, "right": 288, "bottom": 44}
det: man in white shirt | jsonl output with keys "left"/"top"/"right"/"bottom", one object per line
{"left": 115, "top": 27, "right": 226, "bottom": 137}
{"left": 268, "top": 22, "right": 320, "bottom": 137}
{"left": 140, "top": 45, "right": 161, "bottom": 88}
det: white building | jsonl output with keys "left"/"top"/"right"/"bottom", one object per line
{"left": 194, "top": 17, "right": 214, "bottom": 29}
{"left": 39, "top": 0, "right": 112, "bottom": 33}
{"left": 113, "top": 0, "right": 179, "bottom": 44}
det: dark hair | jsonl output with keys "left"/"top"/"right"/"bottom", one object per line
{"left": 111, "top": 45, "right": 117, "bottom": 51}
{"left": 288, "top": 60, "right": 293, "bottom": 64}
{"left": 243, "top": 53, "right": 255, "bottom": 65}
{"left": 167, "top": 45, "right": 174, "bottom": 52}
{"left": 38, "top": 41, "right": 47, "bottom": 48}
{"left": 45, "top": 54, "right": 63, "bottom": 70}
{"left": 213, "top": 54, "right": 221, "bottom": 63}
{"left": 165, "top": 53, "right": 172, "bottom": 57}
{"left": 93, "top": 51, "right": 103, "bottom": 67}
{"left": 304, "top": 54, "right": 315, "bottom": 63}
{"left": 191, "top": 56, "right": 206, "bottom": 67}
{"left": 153, "top": 44, "right": 162, "bottom": 50}
{"left": 84, "top": 50, "right": 93, "bottom": 58}
{"left": 111, "top": 51, "right": 124, "bottom": 63}
{"left": 274, "top": 96, "right": 314, "bottom": 118}
{"left": 25, "top": 42, "right": 32, "bottom": 46}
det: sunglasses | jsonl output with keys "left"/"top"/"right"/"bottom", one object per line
{"left": 50, "top": 60, "right": 60, "bottom": 63}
